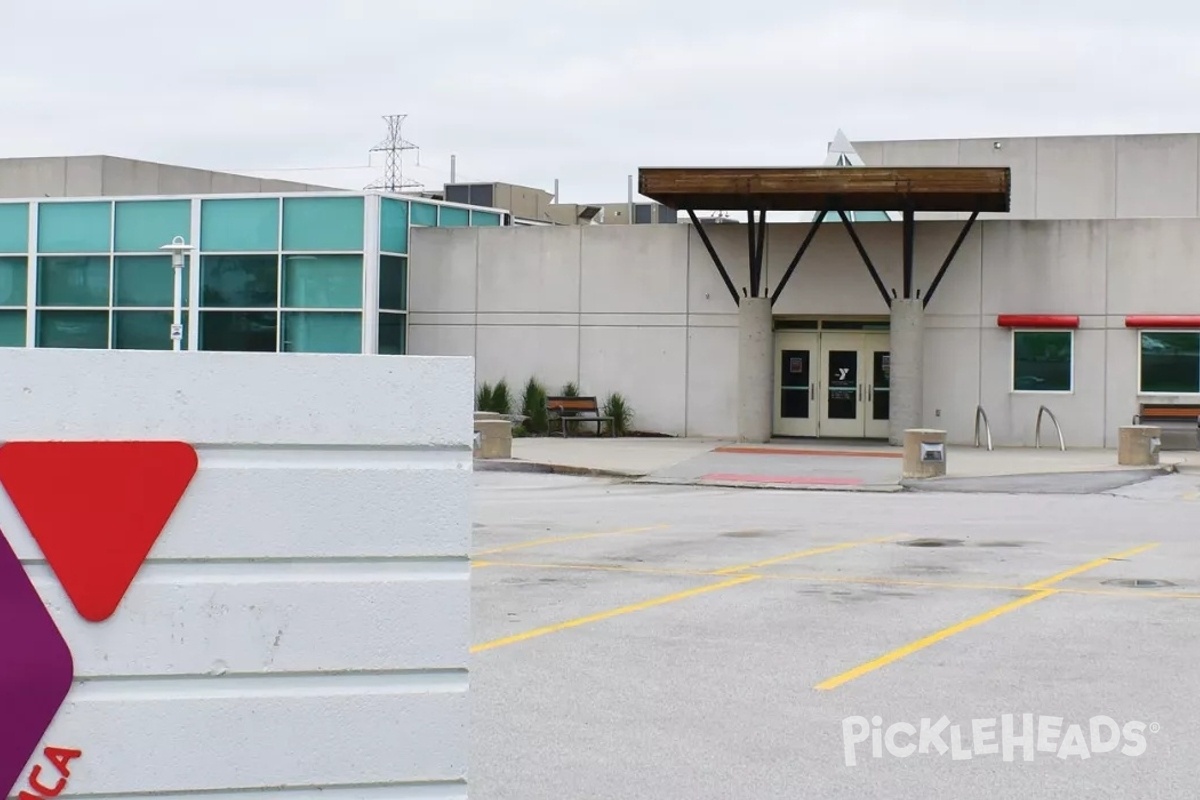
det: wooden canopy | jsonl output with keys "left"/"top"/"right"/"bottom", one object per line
{"left": 637, "top": 166, "right": 1011, "bottom": 213}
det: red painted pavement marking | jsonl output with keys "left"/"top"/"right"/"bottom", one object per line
{"left": 701, "top": 473, "right": 865, "bottom": 486}
{"left": 0, "top": 441, "right": 198, "bottom": 622}
{"left": 714, "top": 446, "right": 902, "bottom": 460}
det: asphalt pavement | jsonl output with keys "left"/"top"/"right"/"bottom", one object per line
{"left": 471, "top": 471, "right": 1200, "bottom": 799}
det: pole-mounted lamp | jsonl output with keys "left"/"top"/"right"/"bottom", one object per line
{"left": 159, "top": 236, "right": 192, "bottom": 352}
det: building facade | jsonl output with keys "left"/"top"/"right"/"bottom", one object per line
{"left": 0, "top": 190, "right": 506, "bottom": 354}
{"left": 406, "top": 132, "right": 1200, "bottom": 449}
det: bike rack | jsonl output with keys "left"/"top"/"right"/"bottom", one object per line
{"left": 974, "top": 405, "right": 994, "bottom": 451}
{"left": 1035, "top": 405, "right": 1066, "bottom": 451}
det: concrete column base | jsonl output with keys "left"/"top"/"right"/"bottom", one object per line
{"left": 889, "top": 299, "right": 925, "bottom": 446}
{"left": 902, "top": 428, "right": 947, "bottom": 479}
{"left": 1117, "top": 425, "right": 1162, "bottom": 466}
{"left": 738, "top": 297, "right": 774, "bottom": 443}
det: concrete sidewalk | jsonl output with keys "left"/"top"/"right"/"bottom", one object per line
{"left": 476, "top": 436, "right": 1200, "bottom": 492}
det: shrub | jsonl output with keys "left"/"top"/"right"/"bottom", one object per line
{"left": 521, "top": 377, "right": 549, "bottom": 435}
{"left": 561, "top": 381, "right": 580, "bottom": 397}
{"left": 476, "top": 381, "right": 494, "bottom": 412}
{"left": 491, "top": 379, "right": 513, "bottom": 416}
{"left": 602, "top": 392, "right": 632, "bottom": 436}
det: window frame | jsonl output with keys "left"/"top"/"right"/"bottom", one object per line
{"left": 1010, "top": 328, "right": 1075, "bottom": 394}
{"left": 1136, "top": 329, "right": 1200, "bottom": 396}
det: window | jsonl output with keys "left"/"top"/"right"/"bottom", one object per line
{"left": 379, "top": 312, "right": 406, "bottom": 355}
{"left": 282, "top": 197, "right": 365, "bottom": 252}
{"left": 1012, "top": 330, "right": 1073, "bottom": 392}
{"left": 438, "top": 206, "right": 470, "bottom": 227}
{"left": 1140, "top": 332, "right": 1200, "bottom": 394}
{"left": 410, "top": 202, "right": 437, "bottom": 227}
{"left": 199, "top": 311, "right": 277, "bottom": 351}
{"left": 283, "top": 255, "right": 362, "bottom": 309}
{"left": 0, "top": 256, "right": 27, "bottom": 306}
{"left": 37, "top": 202, "right": 111, "bottom": 253}
{"left": 201, "top": 255, "right": 278, "bottom": 308}
{"left": 379, "top": 256, "right": 406, "bottom": 311}
{"left": 0, "top": 204, "right": 29, "bottom": 253}
{"left": 200, "top": 198, "right": 279, "bottom": 252}
{"left": 37, "top": 310, "right": 109, "bottom": 348}
{"left": 380, "top": 199, "right": 409, "bottom": 253}
{"left": 282, "top": 312, "right": 362, "bottom": 354}
{"left": 114, "top": 200, "right": 190, "bottom": 253}
{"left": 37, "top": 256, "right": 110, "bottom": 307}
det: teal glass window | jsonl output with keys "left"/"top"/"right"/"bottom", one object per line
{"left": 410, "top": 202, "right": 437, "bottom": 227}
{"left": 379, "top": 311, "right": 406, "bottom": 355}
{"left": 0, "top": 310, "right": 25, "bottom": 347}
{"left": 470, "top": 210, "right": 502, "bottom": 226}
{"left": 379, "top": 255, "right": 407, "bottom": 311}
{"left": 113, "top": 310, "right": 186, "bottom": 350}
{"left": 1012, "top": 331, "right": 1073, "bottom": 392}
{"left": 115, "top": 200, "right": 191, "bottom": 253}
{"left": 0, "top": 204, "right": 29, "bottom": 253}
{"left": 380, "top": 198, "right": 409, "bottom": 253}
{"left": 1140, "top": 332, "right": 1200, "bottom": 393}
{"left": 200, "top": 311, "right": 277, "bottom": 351}
{"left": 438, "top": 206, "right": 470, "bottom": 227}
{"left": 282, "top": 196, "right": 365, "bottom": 252}
{"left": 201, "top": 255, "right": 278, "bottom": 308}
{"left": 37, "top": 310, "right": 109, "bottom": 348}
{"left": 0, "top": 257, "right": 27, "bottom": 306}
{"left": 282, "top": 312, "right": 362, "bottom": 353}
{"left": 282, "top": 255, "right": 362, "bottom": 309}
{"left": 115, "top": 255, "right": 188, "bottom": 307}
{"left": 200, "top": 198, "right": 279, "bottom": 252}
{"left": 37, "top": 202, "right": 112, "bottom": 253}
{"left": 37, "top": 256, "right": 110, "bottom": 307}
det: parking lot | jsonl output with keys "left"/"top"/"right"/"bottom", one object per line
{"left": 472, "top": 471, "right": 1200, "bottom": 799}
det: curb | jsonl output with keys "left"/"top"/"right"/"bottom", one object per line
{"left": 473, "top": 459, "right": 644, "bottom": 479}
{"left": 634, "top": 476, "right": 903, "bottom": 493}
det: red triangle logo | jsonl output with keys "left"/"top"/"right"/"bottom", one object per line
{"left": 0, "top": 441, "right": 198, "bottom": 622}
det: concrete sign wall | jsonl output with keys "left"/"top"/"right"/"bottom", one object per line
{"left": 0, "top": 349, "right": 473, "bottom": 800}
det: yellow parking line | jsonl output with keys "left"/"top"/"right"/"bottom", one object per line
{"left": 471, "top": 575, "right": 760, "bottom": 654}
{"left": 1023, "top": 543, "right": 1159, "bottom": 590}
{"left": 814, "top": 543, "right": 1160, "bottom": 691}
{"left": 711, "top": 535, "right": 901, "bottom": 575}
{"left": 473, "top": 524, "right": 668, "bottom": 561}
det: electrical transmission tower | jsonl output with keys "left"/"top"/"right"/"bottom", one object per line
{"left": 366, "top": 114, "right": 422, "bottom": 192}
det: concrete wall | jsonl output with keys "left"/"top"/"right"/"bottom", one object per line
{"left": 410, "top": 218, "right": 1200, "bottom": 447}
{"left": 0, "top": 156, "right": 332, "bottom": 198}
{"left": 0, "top": 349, "right": 472, "bottom": 798}
{"left": 853, "top": 133, "right": 1200, "bottom": 222}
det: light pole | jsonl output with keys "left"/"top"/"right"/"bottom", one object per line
{"left": 159, "top": 236, "right": 192, "bottom": 352}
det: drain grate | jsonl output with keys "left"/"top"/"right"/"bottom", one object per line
{"left": 1101, "top": 578, "right": 1177, "bottom": 589}
{"left": 901, "top": 538, "right": 964, "bottom": 548}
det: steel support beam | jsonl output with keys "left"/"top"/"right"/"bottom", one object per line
{"left": 901, "top": 206, "right": 915, "bottom": 299}
{"left": 753, "top": 209, "right": 767, "bottom": 297}
{"left": 769, "top": 210, "right": 826, "bottom": 305}
{"left": 746, "top": 209, "right": 758, "bottom": 297}
{"left": 836, "top": 210, "right": 892, "bottom": 308}
{"left": 923, "top": 211, "right": 980, "bottom": 308}
{"left": 686, "top": 209, "right": 740, "bottom": 306}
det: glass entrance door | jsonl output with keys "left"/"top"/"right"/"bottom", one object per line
{"left": 820, "top": 332, "right": 865, "bottom": 438}
{"left": 773, "top": 331, "right": 818, "bottom": 437}
{"left": 864, "top": 335, "right": 890, "bottom": 439}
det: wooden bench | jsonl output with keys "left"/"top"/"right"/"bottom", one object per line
{"left": 1133, "top": 404, "right": 1200, "bottom": 450}
{"left": 546, "top": 396, "right": 614, "bottom": 437}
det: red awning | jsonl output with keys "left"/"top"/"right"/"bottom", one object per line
{"left": 997, "top": 315, "right": 1079, "bottom": 329}
{"left": 1125, "top": 316, "right": 1200, "bottom": 329}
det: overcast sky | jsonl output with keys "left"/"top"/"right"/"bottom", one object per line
{"left": 5, "top": 1, "right": 1200, "bottom": 202}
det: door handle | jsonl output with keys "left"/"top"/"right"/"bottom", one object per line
{"left": 868, "top": 385, "right": 874, "bottom": 400}
{"left": 809, "top": 383, "right": 814, "bottom": 400}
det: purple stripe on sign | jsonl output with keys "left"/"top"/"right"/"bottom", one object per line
{"left": 0, "top": 527, "right": 74, "bottom": 798}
